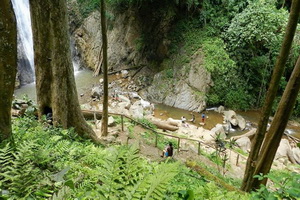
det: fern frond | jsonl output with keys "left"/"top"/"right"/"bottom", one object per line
{"left": 132, "top": 162, "right": 179, "bottom": 200}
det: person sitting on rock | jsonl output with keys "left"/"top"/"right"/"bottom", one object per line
{"left": 161, "top": 142, "right": 173, "bottom": 158}
{"left": 181, "top": 116, "right": 189, "bottom": 127}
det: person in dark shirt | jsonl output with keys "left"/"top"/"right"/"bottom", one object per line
{"left": 161, "top": 143, "right": 173, "bottom": 158}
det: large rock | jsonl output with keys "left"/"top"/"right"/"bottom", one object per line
{"left": 188, "top": 56, "right": 211, "bottom": 93}
{"left": 210, "top": 124, "right": 226, "bottom": 139}
{"left": 91, "top": 86, "right": 103, "bottom": 99}
{"left": 217, "top": 106, "right": 225, "bottom": 113}
{"left": 144, "top": 73, "right": 207, "bottom": 112}
{"left": 275, "top": 139, "right": 296, "bottom": 164}
{"left": 292, "top": 147, "right": 300, "bottom": 164}
{"left": 236, "top": 115, "right": 246, "bottom": 130}
{"left": 223, "top": 110, "right": 237, "bottom": 126}
{"left": 108, "top": 116, "right": 116, "bottom": 127}
{"left": 129, "top": 101, "right": 144, "bottom": 119}
{"left": 223, "top": 110, "right": 246, "bottom": 130}
{"left": 236, "top": 137, "right": 251, "bottom": 152}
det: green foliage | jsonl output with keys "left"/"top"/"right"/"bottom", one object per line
{"left": 224, "top": 1, "right": 288, "bottom": 107}
{"left": 135, "top": 118, "right": 157, "bottom": 130}
{"left": 252, "top": 170, "right": 300, "bottom": 199}
{"left": 76, "top": 0, "right": 99, "bottom": 18}
{"left": 0, "top": 117, "right": 188, "bottom": 199}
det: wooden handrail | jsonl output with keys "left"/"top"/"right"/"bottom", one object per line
{"left": 92, "top": 110, "right": 247, "bottom": 158}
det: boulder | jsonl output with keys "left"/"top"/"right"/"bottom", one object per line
{"left": 217, "top": 105, "right": 225, "bottom": 113}
{"left": 210, "top": 124, "right": 226, "bottom": 139}
{"left": 275, "top": 139, "right": 297, "bottom": 164}
{"left": 119, "top": 94, "right": 130, "bottom": 103}
{"left": 91, "top": 86, "right": 102, "bottom": 99}
{"left": 129, "top": 101, "right": 144, "bottom": 119}
{"left": 142, "top": 67, "right": 208, "bottom": 112}
{"left": 236, "top": 137, "right": 251, "bottom": 152}
{"left": 236, "top": 115, "right": 246, "bottom": 130}
{"left": 130, "top": 92, "right": 141, "bottom": 99}
{"left": 292, "top": 147, "right": 300, "bottom": 164}
{"left": 223, "top": 110, "right": 238, "bottom": 126}
{"left": 108, "top": 116, "right": 116, "bottom": 127}
{"left": 140, "top": 99, "right": 151, "bottom": 108}
{"left": 121, "top": 70, "right": 129, "bottom": 78}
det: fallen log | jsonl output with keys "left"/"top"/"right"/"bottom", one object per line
{"left": 81, "top": 109, "right": 103, "bottom": 120}
{"left": 150, "top": 120, "right": 179, "bottom": 131}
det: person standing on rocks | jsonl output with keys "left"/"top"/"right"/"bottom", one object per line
{"left": 201, "top": 113, "right": 206, "bottom": 123}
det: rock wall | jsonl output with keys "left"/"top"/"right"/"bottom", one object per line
{"left": 73, "top": 11, "right": 143, "bottom": 71}
{"left": 69, "top": 3, "right": 211, "bottom": 112}
{"left": 141, "top": 52, "right": 211, "bottom": 112}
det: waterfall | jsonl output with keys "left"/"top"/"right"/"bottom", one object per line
{"left": 12, "top": 0, "right": 35, "bottom": 85}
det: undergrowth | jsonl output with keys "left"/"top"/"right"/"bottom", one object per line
{"left": 1, "top": 116, "right": 298, "bottom": 199}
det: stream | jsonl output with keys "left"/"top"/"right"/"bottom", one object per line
{"left": 154, "top": 104, "right": 300, "bottom": 140}
{"left": 15, "top": 70, "right": 300, "bottom": 140}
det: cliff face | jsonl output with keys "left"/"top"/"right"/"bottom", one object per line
{"left": 73, "top": 11, "right": 143, "bottom": 71}
{"left": 68, "top": 2, "right": 211, "bottom": 112}
{"left": 70, "top": 1, "right": 177, "bottom": 71}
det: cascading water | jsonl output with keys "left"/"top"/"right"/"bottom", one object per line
{"left": 12, "top": 0, "right": 35, "bottom": 85}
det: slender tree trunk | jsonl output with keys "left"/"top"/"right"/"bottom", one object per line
{"left": 100, "top": 0, "right": 108, "bottom": 136}
{"left": 252, "top": 54, "right": 300, "bottom": 188}
{"left": 241, "top": 0, "right": 300, "bottom": 192}
{"left": 0, "top": 0, "right": 17, "bottom": 143}
{"left": 29, "top": 0, "right": 100, "bottom": 143}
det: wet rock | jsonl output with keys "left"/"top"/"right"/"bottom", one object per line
{"left": 236, "top": 115, "right": 246, "bottom": 130}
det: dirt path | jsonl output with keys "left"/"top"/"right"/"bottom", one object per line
{"left": 114, "top": 125, "right": 245, "bottom": 180}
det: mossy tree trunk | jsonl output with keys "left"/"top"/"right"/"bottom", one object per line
{"left": 29, "top": 0, "right": 100, "bottom": 143}
{"left": 241, "top": 0, "right": 300, "bottom": 192}
{"left": 100, "top": 0, "right": 108, "bottom": 136}
{"left": 252, "top": 54, "right": 300, "bottom": 188}
{"left": 0, "top": 0, "right": 17, "bottom": 143}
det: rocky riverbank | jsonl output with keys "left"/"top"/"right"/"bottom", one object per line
{"left": 78, "top": 71, "right": 300, "bottom": 172}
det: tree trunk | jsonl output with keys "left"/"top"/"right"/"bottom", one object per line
{"left": 100, "top": 0, "right": 108, "bottom": 136}
{"left": 0, "top": 0, "right": 17, "bottom": 143}
{"left": 241, "top": 0, "right": 300, "bottom": 192}
{"left": 252, "top": 54, "right": 300, "bottom": 188}
{"left": 29, "top": 0, "right": 100, "bottom": 143}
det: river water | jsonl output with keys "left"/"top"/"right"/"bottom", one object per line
{"left": 154, "top": 104, "right": 300, "bottom": 140}
{"left": 14, "top": 69, "right": 100, "bottom": 102}
{"left": 15, "top": 70, "right": 300, "bottom": 140}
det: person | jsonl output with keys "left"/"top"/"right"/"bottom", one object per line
{"left": 189, "top": 114, "right": 195, "bottom": 123}
{"left": 181, "top": 116, "right": 186, "bottom": 123}
{"left": 201, "top": 113, "right": 206, "bottom": 123}
{"left": 161, "top": 142, "right": 173, "bottom": 158}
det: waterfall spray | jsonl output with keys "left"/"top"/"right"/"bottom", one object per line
{"left": 12, "top": 0, "right": 35, "bottom": 83}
